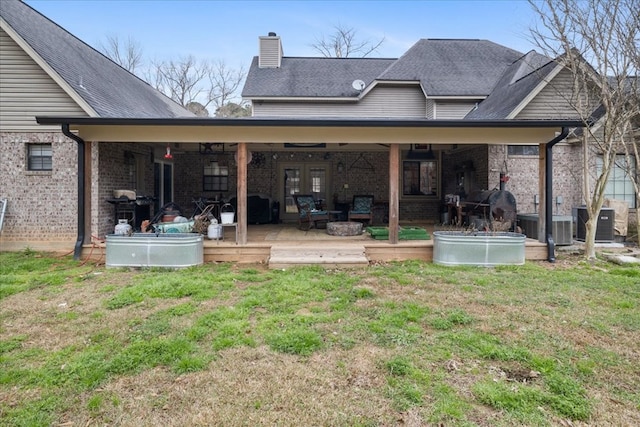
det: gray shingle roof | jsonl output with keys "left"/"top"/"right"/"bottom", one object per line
{"left": 378, "top": 39, "right": 523, "bottom": 96}
{"left": 1, "top": 0, "right": 193, "bottom": 118}
{"left": 465, "top": 51, "right": 557, "bottom": 119}
{"left": 242, "top": 56, "right": 396, "bottom": 98}
{"left": 243, "top": 39, "right": 525, "bottom": 99}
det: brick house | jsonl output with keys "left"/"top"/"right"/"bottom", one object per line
{"left": 0, "top": 0, "right": 193, "bottom": 253}
{"left": 1, "top": 1, "right": 635, "bottom": 261}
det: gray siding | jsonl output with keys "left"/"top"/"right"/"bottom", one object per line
{"left": 516, "top": 69, "right": 579, "bottom": 119}
{"left": 253, "top": 86, "right": 425, "bottom": 118}
{"left": 434, "top": 101, "right": 477, "bottom": 119}
{"left": 258, "top": 36, "right": 282, "bottom": 68}
{"left": 0, "top": 28, "right": 87, "bottom": 131}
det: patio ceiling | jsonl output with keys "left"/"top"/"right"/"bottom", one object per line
{"left": 36, "top": 117, "right": 584, "bottom": 145}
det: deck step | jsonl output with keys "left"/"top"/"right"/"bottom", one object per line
{"left": 268, "top": 244, "right": 369, "bottom": 269}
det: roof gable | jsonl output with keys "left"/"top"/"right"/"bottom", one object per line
{"left": 465, "top": 51, "right": 560, "bottom": 120}
{"left": 379, "top": 39, "right": 523, "bottom": 96}
{"left": 0, "top": 0, "right": 193, "bottom": 118}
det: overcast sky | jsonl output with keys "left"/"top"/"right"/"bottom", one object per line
{"left": 24, "top": 0, "right": 539, "bottom": 72}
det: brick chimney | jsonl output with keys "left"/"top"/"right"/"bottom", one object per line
{"left": 259, "top": 32, "right": 283, "bottom": 68}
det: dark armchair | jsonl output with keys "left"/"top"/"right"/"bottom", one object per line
{"left": 348, "top": 195, "right": 374, "bottom": 225}
{"left": 293, "top": 195, "right": 329, "bottom": 230}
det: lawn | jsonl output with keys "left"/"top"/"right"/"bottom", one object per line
{"left": 1, "top": 250, "right": 639, "bottom": 426}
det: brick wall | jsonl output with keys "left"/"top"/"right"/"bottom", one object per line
{"left": 0, "top": 132, "right": 78, "bottom": 244}
{"left": 95, "top": 143, "right": 156, "bottom": 238}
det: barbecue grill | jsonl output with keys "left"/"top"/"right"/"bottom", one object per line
{"left": 464, "top": 186, "right": 517, "bottom": 232}
{"left": 106, "top": 191, "right": 155, "bottom": 231}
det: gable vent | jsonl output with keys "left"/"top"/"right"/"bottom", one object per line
{"left": 259, "top": 33, "right": 283, "bottom": 68}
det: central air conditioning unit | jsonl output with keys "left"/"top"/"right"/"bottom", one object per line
{"left": 517, "top": 214, "right": 573, "bottom": 246}
{"left": 574, "top": 207, "right": 615, "bottom": 242}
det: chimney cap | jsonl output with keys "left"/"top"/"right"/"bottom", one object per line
{"left": 268, "top": 32, "right": 277, "bottom": 37}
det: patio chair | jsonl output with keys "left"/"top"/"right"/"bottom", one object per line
{"left": 293, "top": 195, "right": 329, "bottom": 230}
{"left": 348, "top": 195, "right": 374, "bottom": 225}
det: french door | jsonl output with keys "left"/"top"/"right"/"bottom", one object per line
{"left": 279, "top": 163, "right": 330, "bottom": 222}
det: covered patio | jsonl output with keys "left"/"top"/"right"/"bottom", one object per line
{"left": 36, "top": 116, "right": 582, "bottom": 265}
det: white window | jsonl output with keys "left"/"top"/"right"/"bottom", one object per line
{"left": 508, "top": 145, "right": 539, "bottom": 156}
{"left": 203, "top": 162, "right": 229, "bottom": 192}
{"left": 27, "top": 143, "right": 52, "bottom": 171}
{"left": 403, "top": 160, "right": 438, "bottom": 196}
{"left": 597, "top": 155, "right": 636, "bottom": 208}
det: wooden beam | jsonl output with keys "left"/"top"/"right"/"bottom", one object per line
{"left": 237, "top": 143, "right": 248, "bottom": 245}
{"left": 389, "top": 144, "right": 400, "bottom": 244}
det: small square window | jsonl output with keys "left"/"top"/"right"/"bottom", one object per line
{"left": 28, "top": 144, "right": 52, "bottom": 171}
{"left": 203, "top": 162, "right": 229, "bottom": 192}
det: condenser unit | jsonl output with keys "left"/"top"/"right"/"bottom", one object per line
{"left": 517, "top": 214, "right": 573, "bottom": 246}
{"left": 574, "top": 207, "right": 615, "bottom": 242}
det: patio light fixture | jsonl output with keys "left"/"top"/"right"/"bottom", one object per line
{"left": 164, "top": 145, "right": 173, "bottom": 160}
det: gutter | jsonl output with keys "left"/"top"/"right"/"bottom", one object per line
{"left": 61, "top": 124, "right": 85, "bottom": 260}
{"left": 36, "top": 116, "right": 585, "bottom": 129}
{"left": 545, "top": 127, "right": 570, "bottom": 262}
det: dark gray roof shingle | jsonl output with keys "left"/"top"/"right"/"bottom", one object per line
{"left": 1, "top": 0, "right": 193, "bottom": 118}
{"left": 242, "top": 56, "right": 395, "bottom": 98}
{"left": 243, "top": 38, "right": 525, "bottom": 99}
{"left": 465, "top": 51, "right": 557, "bottom": 119}
{"left": 378, "top": 39, "right": 523, "bottom": 96}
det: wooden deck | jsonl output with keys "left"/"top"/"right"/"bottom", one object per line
{"left": 199, "top": 223, "right": 547, "bottom": 266}
{"left": 4, "top": 222, "right": 548, "bottom": 267}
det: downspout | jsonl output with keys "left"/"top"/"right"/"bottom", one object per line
{"left": 62, "top": 124, "right": 85, "bottom": 260}
{"left": 545, "top": 126, "right": 569, "bottom": 262}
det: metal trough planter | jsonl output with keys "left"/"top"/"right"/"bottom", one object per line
{"left": 433, "top": 231, "right": 525, "bottom": 266}
{"left": 106, "top": 233, "right": 203, "bottom": 268}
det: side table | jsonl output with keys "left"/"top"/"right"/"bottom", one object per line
{"left": 218, "top": 222, "right": 238, "bottom": 244}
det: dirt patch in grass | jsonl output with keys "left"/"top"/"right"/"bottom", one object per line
{"left": 66, "top": 346, "right": 397, "bottom": 426}
{"left": 0, "top": 272, "right": 182, "bottom": 353}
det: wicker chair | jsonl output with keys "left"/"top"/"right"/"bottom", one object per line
{"left": 348, "top": 195, "right": 374, "bottom": 225}
{"left": 293, "top": 195, "right": 329, "bottom": 230}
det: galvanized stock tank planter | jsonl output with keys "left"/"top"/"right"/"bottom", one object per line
{"left": 433, "top": 231, "right": 526, "bottom": 266}
{"left": 106, "top": 233, "right": 203, "bottom": 268}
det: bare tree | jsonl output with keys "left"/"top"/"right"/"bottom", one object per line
{"left": 206, "top": 61, "right": 246, "bottom": 111}
{"left": 151, "top": 55, "right": 209, "bottom": 108}
{"left": 311, "top": 24, "right": 385, "bottom": 58}
{"left": 149, "top": 56, "right": 247, "bottom": 117}
{"left": 529, "top": 0, "right": 640, "bottom": 259}
{"left": 99, "top": 35, "right": 144, "bottom": 74}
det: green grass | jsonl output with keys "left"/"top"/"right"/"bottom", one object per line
{"left": 1, "top": 252, "right": 639, "bottom": 425}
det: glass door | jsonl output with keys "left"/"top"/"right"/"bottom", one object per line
{"left": 280, "top": 163, "right": 329, "bottom": 222}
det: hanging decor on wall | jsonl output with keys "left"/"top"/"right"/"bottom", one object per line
{"left": 349, "top": 153, "right": 374, "bottom": 171}
{"left": 250, "top": 152, "right": 266, "bottom": 168}
{"left": 164, "top": 145, "right": 173, "bottom": 160}
{"left": 199, "top": 143, "right": 225, "bottom": 155}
